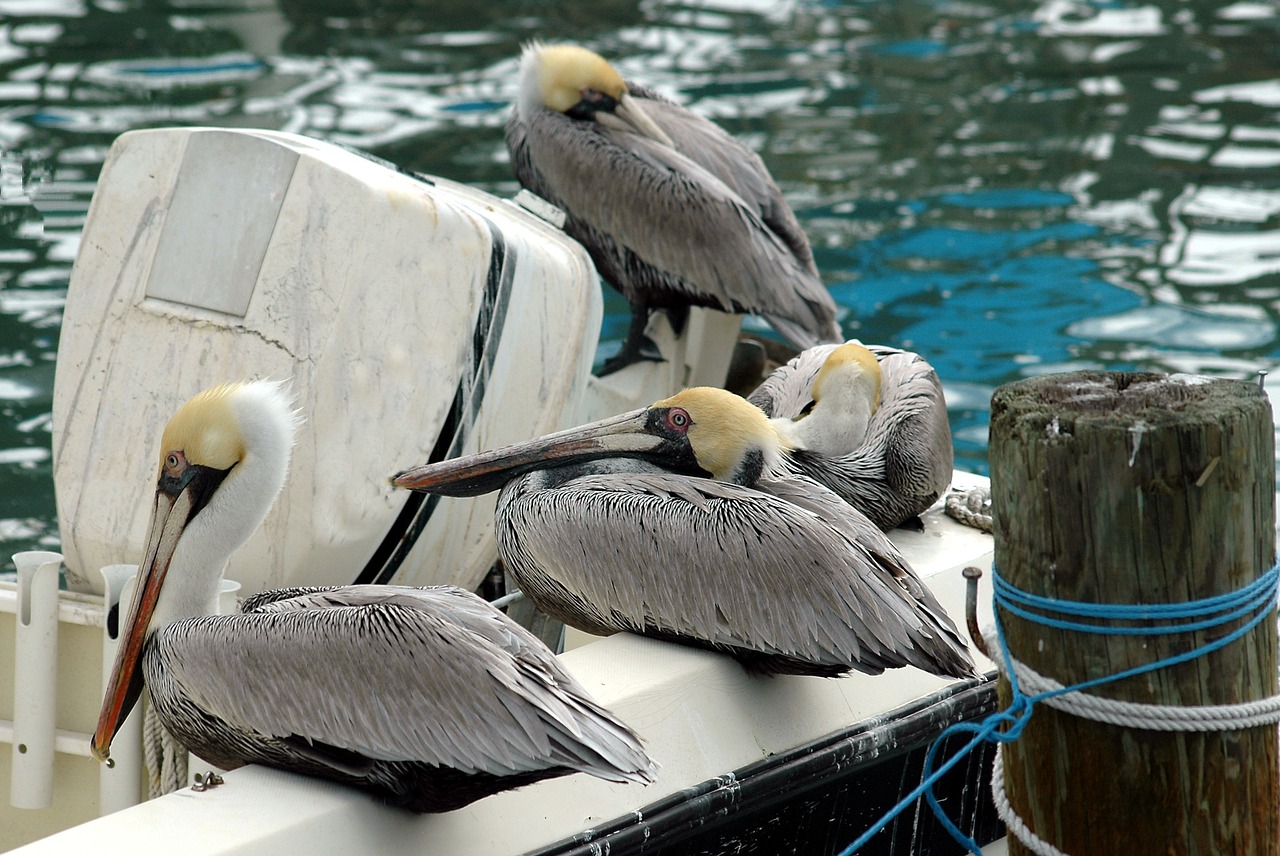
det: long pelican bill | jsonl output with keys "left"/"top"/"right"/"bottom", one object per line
{"left": 608, "top": 93, "right": 674, "bottom": 148}
{"left": 91, "top": 486, "right": 195, "bottom": 765}
{"left": 393, "top": 407, "right": 670, "bottom": 496}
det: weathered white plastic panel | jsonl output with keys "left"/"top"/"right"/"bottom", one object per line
{"left": 5, "top": 477, "right": 996, "bottom": 855}
{"left": 52, "top": 127, "right": 600, "bottom": 597}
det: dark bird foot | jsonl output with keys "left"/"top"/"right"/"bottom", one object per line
{"left": 595, "top": 334, "right": 665, "bottom": 377}
{"left": 597, "top": 302, "right": 666, "bottom": 377}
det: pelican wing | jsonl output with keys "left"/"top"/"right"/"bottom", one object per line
{"left": 500, "top": 471, "right": 972, "bottom": 677}
{"left": 506, "top": 107, "right": 839, "bottom": 345}
{"left": 757, "top": 474, "right": 973, "bottom": 676}
{"left": 869, "top": 349, "right": 954, "bottom": 499}
{"left": 153, "top": 585, "right": 654, "bottom": 781}
{"left": 624, "top": 85, "right": 816, "bottom": 271}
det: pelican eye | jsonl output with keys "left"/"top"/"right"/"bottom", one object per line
{"left": 665, "top": 408, "right": 692, "bottom": 433}
{"left": 163, "top": 452, "right": 187, "bottom": 474}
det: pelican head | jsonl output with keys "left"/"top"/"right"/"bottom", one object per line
{"left": 92, "top": 380, "right": 297, "bottom": 764}
{"left": 518, "top": 42, "right": 674, "bottom": 148}
{"left": 394, "top": 387, "right": 789, "bottom": 497}
{"left": 775, "top": 343, "right": 881, "bottom": 455}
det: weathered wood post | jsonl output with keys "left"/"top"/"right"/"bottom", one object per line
{"left": 988, "top": 371, "right": 1277, "bottom": 854}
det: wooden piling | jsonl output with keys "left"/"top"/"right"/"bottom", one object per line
{"left": 988, "top": 371, "right": 1278, "bottom": 855}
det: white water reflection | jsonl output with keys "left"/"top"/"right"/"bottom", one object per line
{"left": 0, "top": 446, "right": 47, "bottom": 465}
{"left": 1068, "top": 304, "right": 1275, "bottom": 351}
{"left": 0, "top": 378, "right": 37, "bottom": 400}
{"left": 1035, "top": 1, "right": 1167, "bottom": 37}
{"left": 0, "top": 0, "right": 1279, "bottom": 562}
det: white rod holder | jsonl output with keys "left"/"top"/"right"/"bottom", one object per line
{"left": 215, "top": 578, "right": 241, "bottom": 618}
{"left": 10, "top": 551, "right": 64, "bottom": 810}
{"left": 185, "top": 578, "right": 240, "bottom": 787}
{"left": 98, "top": 564, "right": 143, "bottom": 816}
{"left": 682, "top": 309, "right": 742, "bottom": 390}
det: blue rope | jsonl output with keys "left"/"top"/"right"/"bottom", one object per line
{"left": 836, "top": 562, "right": 1280, "bottom": 856}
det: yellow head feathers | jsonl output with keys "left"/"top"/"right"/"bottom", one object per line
{"left": 530, "top": 43, "right": 627, "bottom": 113}
{"left": 654, "top": 387, "right": 789, "bottom": 481}
{"left": 814, "top": 343, "right": 881, "bottom": 411}
{"left": 159, "top": 382, "right": 247, "bottom": 474}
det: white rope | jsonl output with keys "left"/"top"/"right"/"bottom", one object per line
{"left": 143, "top": 698, "right": 188, "bottom": 799}
{"left": 990, "top": 749, "right": 1068, "bottom": 856}
{"left": 984, "top": 629, "right": 1280, "bottom": 731}
{"left": 945, "top": 486, "right": 993, "bottom": 533}
{"left": 983, "top": 627, "right": 1280, "bottom": 856}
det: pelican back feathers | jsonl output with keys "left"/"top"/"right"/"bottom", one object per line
{"left": 494, "top": 466, "right": 975, "bottom": 679}
{"left": 148, "top": 584, "right": 655, "bottom": 812}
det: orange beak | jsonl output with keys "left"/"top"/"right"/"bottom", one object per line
{"left": 91, "top": 486, "right": 195, "bottom": 765}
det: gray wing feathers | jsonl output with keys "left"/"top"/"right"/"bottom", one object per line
{"left": 507, "top": 101, "right": 840, "bottom": 346}
{"left": 501, "top": 472, "right": 973, "bottom": 676}
{"left": 758, "top": 476, "right": 974, "bottom": 677}
{"left": 872, "top": 349, "right": 954, "bottom": 499}
{"left": 159, "top": 586, "right": 655, "bottom": 783}
{"left": 628, "top": 91, "right": 816, "bottom": 270}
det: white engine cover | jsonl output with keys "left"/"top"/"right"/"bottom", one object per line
{"left": 52, "top": 127, "right": 601, "bottom": 596}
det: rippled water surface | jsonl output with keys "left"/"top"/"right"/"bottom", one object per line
{"left": 3, "top": 0, "right": 1280, "bottom": 565}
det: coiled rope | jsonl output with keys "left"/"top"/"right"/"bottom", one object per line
{"left": 837, "top": 562, "right": 1280, "bottom": 856}
{"left": 143, "top": 697, "right": 188, "bottom": 799}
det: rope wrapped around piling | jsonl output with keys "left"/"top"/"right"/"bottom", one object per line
{"left": 836, "top": 562, "right": 1280, "bottom": 856}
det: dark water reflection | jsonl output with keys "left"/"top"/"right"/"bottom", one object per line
{"left": 3, "top": 0, "right": 1280, "bottom": 562}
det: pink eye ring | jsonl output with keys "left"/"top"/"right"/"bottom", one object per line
{"left": 666, "top": 408, "right": 691, "bottom": 432}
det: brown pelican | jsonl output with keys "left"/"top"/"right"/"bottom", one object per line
{"left": 92, "top": 381, "right": 656, "bottom": 812}
{"left": 394, "top": 387, "right": 975, "bottom": 680}
{"left": 748, "top": 342, "right": 954, "bottom": 531}
{"left": 506, "top": 42, "right": 842, "bottom": 373}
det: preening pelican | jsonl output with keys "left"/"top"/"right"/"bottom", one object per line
{"left": 506, "top": 42, "right": 842, "bottom": 373}
{"left": 749, "top": 342, "right": 954, "bottom": 531}
{"left": 394, "top": 387, "right": 975, "bottom": 679}
{"left": 92, "top": 381, "right": 656, "bottom": 812}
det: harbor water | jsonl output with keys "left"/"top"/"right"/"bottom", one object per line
{"left": 1, "top": 0, "right": 1279, "bottom": 567}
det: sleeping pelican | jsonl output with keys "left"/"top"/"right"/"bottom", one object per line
{"left": 394, "top": 387, "right": 975, "bottom": 679}
{"left": 92, "top": 381, "right": 656, "bottom": 812}
{"left": 506, "top": 42, "right": 842, "bottom": 374}
{"left": 748, "top": 342, "right": 954, "bottom": 531}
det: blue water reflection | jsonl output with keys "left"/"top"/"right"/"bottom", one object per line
{"left": 2, "top": 0, "right": 1280, "bottom": 563}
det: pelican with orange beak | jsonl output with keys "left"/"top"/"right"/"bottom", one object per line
{"left": 92, "top": 381, "right": 655, "bottom": 811}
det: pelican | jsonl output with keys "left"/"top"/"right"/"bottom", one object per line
{"left": 506, "top": 42, "right": 842, "bottom": 373}
{"left": 92, "top": 381, "right": 656, "bottom": 812}
{"left": 394, "top": 387, "right": 976, "bottom": 679}
{"left": 748, "top": 342, "right": 954, "bottom": 531}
